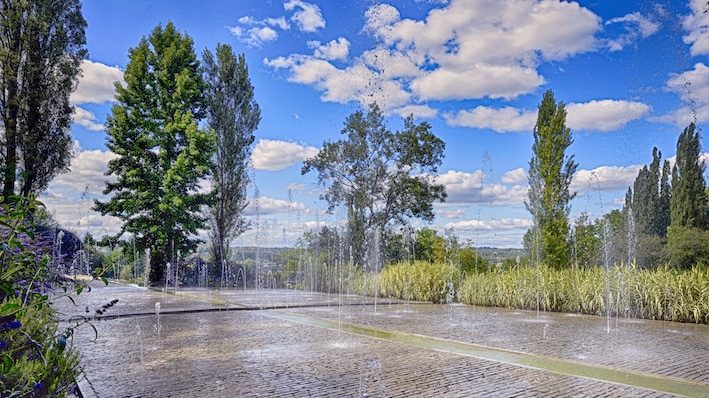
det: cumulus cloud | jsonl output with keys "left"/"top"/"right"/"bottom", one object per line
{"left": 683, "top": 0, "right": 709, "bottom": 56}
{"left": 228, "top": 2, "right": 324, "bottom": 48}
{"left": 566, "top": 100, "right": 651, "bottom": 131}
{"left": 434, "top": 170, "right": 527, "bottom": 206}
{"left": 244, "top": 196, "right": 308, "bottom": 216}
{"left": 571, "top": 164, "right": 642, "bottom": 192}
{"left": 264, "top": 55, "right": 412, "bottom": 112}
{"left": 40, "top": 144, "right": 121, "bottom": 237}
{"left": 72, "top": 107, "right": 104, "bottom": 131}
{"left": 284, "top": 0, "right": 325, "bottom": 32}
{"left": 445, "top": 218, "right": 533, "bottom": 232}
{"left": 267, "top": 0, "right": 603, "bottom": 116}
{"left": 501, "top": 168, "right": 527, "bottom": 185}
{"left": 71, "top": 60, "right": 123, "bottom": 105}
{"left": 51, "top": 146, "right": 118, "bottom": 194}
{"left": 655, "top": 63, "right": 709, "bottom": 125}
{"left": 445, "top": 99, "right": 649, "bottom": 132}
{"left": 308, "top": 37, "right": 350, "bottom": 61}
{"left": 227, "top": 25, "right": 279, "bottom": 47}
{"left": 251, "top": 139, "right": 318, "bottom": 171}
{"left": 440, "top": 208, "right": 465, "bottom": 218}
{"left": 70, "top": 60, "right": 123, "bottom": 131}
{"left": 605, "top": 12, "right": 660, "bottom": 52}
{"left": 444, "top": 106, "right": 537, "bottom": 132}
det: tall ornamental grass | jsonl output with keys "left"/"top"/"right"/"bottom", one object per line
{"left": 458, "top": 265, "right": 709, "bottom": 324}
{"left": 379, "top": 261, "right": 460, "bottom": 303}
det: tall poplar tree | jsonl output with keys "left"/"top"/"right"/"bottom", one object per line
{"left": 0, "top": 0, "right": 86, "bottom": 200}
{"left": 526, "top": 90, "right": 577, "bottom": 268}
{"left": 203, "top": 44, "right": 259, "bottom": 283}
{"left": 670, "top": 123, "right": 707, "bottom": 229}
{"left": 95, "top": 23, "right": 215, "bottom": 285}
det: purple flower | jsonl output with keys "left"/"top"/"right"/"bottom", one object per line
{"left": 34, "top": 381, "right": 43, "bottom": 390}
{"left": 0, "top": 340, "right": 6, "bottom": 349}
{"left": 1, "top": 320, "right": 21, "bottom": 330}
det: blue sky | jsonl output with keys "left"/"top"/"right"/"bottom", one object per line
{"left": 43, "top": 0, "right": 709, "bottom": 248}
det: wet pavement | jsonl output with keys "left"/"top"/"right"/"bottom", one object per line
{"left": 54, "top": 281, "right": 709, "bottom": 397}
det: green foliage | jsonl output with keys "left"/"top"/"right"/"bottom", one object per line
{"left": 458, "top": 247, "right": 492, "bottom": 274}
{"left": 670, "top": 123, "right": 708, "bottom": 229}
{"left": 526, "top": 90, "right": 577, "bottom": 269}
{"left": 302, "top": 103, "right": 446, "bottom": 263}
{"left": 665, "top": 226, "right": 709, "bottom": 269}
{"left": 379, "top": 261, "right": 460, "bottom": 303}
{"left": 632, "top": 147, "right": 663, "bottom": 236}
{"left": 571, "top": 213, "right": 600, "bottom": 268}
{"left": 95, "top": 22, "right": 216, "bottom": 286}
{"left": 203, "top": 44, "right": 259, "bottom": 280}
{"left": 0, "top": 0, "right": 87, "bottom": 198}
{"left": 458, "top": 264, "right": 709, "bottom": 323}
{"left": 0, "top": 197, "right": 90, "bottom": 396}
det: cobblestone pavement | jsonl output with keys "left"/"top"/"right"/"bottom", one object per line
{"left": 57, "top": 283, "right": 709, "bottom": 397}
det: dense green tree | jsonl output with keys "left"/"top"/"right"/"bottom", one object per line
{"left": 525, "top": 90, "right": 577, "bottom": 268}
{"left": 631, "top": 148, "right": 664, "bottom": 237}
{"left": 95, "top": 23, "right": 215, "bottom": 286}
{"left": 302, "top": 103, "right": 446, "bottom": 265}
{"left": 670, "top": 123, "right": 707, "bottom": 229}
{"left": 203, "top": 44, "right": 259, "bottom": 284}
{"left": 657, "top": 159, "right": 672, "bottom": 237}
{"left": 0, "top": 0, "right": 86, "bottom": 200}
{"left": 572, "top": 213, "right": 600, "bottom": 268}
{"left": 666, "top": 123, "right": 708, "bottom": 267}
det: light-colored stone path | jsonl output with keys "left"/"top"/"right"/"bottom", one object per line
{"left": 54, "top": 282, "right": 709, "bottom": 397}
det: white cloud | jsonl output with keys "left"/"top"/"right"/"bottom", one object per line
{"left": 440, "top": 208, "right": 465, "bottom": 218}
{"left": 72, "top": 107, "right": 104, "bottom": 131}
{"left": 251, "top": 139, "right": 318, "bottom": 171}
{"left": 391, "top": 104, "right": 438, "bottom": 118}
{"left": 411, "top": 65, "right": 545, "bottom": 101}
{"left": 268, "top": 0, "right": 602, "bottom": 115}
{"left": 444, "top": 106, "right": 537, "bottom": 132}
{"left": 571, "top": 164, "right": 642, "bottom": 192}
{"left": 70, "top": 60, "right": 123, "bottom": 105}
{"left": 657, "top": 62, "right": 709, "bottom": 125}
{"left": 264, "top": 56, "right": 412, "bottom": 112}
{"left": 308, "top": 37, "right": 350, "bottom": 61}
{"left": 605, "top": 12, "right": 660, "bottom": 52}
{"left": 445, "top": 99, "right": 649, "bottom": 132}
{"left": 501, "top": 168, "right": 527, "bottom": 185}
{"left": 683, "top": 0, "right": 709, "bottom": 56}
{"left": 284, "top": 0, "right": 325, "bottom": 32}
{"left": 51, "top": 145, "right": 117, "bottom": 194}
{"left": 445, "top": 218, "right": 533, "bottom": 232}
{"left": 40, "top": 145, "right": 121, "bottom": 237}
{"left": 244, "top": 196, "right": 308, "bottom": 216}
{"left": 287, "top": 183, "right": 306, "bottom": 192}
{"left": 435, "top": 170, "right": 527, "bottom": 206}
{"left": 228, "top": 25, "right": 279, "bottom": 47}
{"left": 566, "top": 100, "right": 651, "bottom": 131}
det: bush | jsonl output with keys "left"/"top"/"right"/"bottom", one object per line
{"left": 665, "top": 226, "right": 709, "bottom": 269}
{"left": 1, "top": 196, "right": 105, "bottom": 396}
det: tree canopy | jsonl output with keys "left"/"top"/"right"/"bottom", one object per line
{"left": 302, "top": 103, "right": 446, "bottom": 264}
{"left": 526, "top": 90, "right": 577, "bottom": 269}
{"left": 95, "top": 22, "right": 215, "bottom": 285}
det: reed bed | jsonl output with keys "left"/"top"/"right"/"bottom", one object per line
{"left": 458, "top": 265, "right": 709, "bottom": 324}
{"left": 378, "top": 261, "right": 460, "bottom": 303}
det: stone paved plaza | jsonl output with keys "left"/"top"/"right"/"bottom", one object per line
{"left": 54, "top": 282, "right": 709, "bottom": 397}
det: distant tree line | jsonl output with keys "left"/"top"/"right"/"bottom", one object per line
{"left": 522, "top": 91, "right": 707, "bottom": 270}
